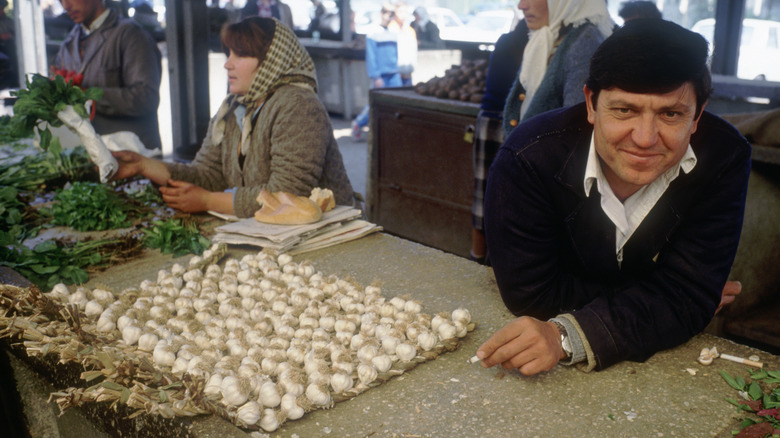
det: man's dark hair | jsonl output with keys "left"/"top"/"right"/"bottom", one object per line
{"left": 618, "top": 1, "right": 662, "bottom": 21}
{"left": 585, "top": 18, "right": 712, "bottom": 117}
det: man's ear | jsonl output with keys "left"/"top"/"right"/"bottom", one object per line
{"left": 584, "top": 85, "right": 596, "bottom": 124}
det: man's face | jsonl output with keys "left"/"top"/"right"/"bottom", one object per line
{"left": 60, "top": 0, "right": 105, "bottom": 26}
{"left": 584, "top": 83, "right": 703, "bottom": 200}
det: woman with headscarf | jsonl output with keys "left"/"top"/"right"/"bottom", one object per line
{"left": 502, "top": 0, "right": 615, "bottom": 137}
{"left": 111, "top": 17, "right": 356, "bottom": 218}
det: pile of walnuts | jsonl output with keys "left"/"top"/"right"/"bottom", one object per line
{"left": 413, "top": 59, "right": 488, "bottom": 103}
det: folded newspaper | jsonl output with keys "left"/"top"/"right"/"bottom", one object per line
{"left": 211, "top": 206, "right": 382, "bottom": 255}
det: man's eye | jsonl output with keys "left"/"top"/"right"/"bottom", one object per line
{"left": 664, "top": 111, "right": 680, "bottom": 118}
{"left": 615, "top": 108, "right": 631, "bottom": 114}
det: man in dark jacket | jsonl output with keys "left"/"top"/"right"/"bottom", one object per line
{"left": 54, "top": 0, "right": 162, "bottom": 151}
{"left": 477, "top": 19, "right": 750, "bottom": 375}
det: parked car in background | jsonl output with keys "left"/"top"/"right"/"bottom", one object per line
{"left": 425, "top": 7, "right": 467, "bottom": 41}
{"left": 443, "top": 9, "right": 516, "bottom": 44}
{"left": 692, "top": 18, "right": 780, "bottom": 82}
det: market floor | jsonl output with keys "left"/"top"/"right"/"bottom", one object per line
{"left": 158, "top": 52, "right": 369, "bottom": 200}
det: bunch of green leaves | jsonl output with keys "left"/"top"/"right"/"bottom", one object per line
{"left": 720, "top": 369, "right": 780, "bottom": 434}
{"left": 0, "top": 145, "right": 95, "bottom": 192}
{"left": 0, "top": 186, "right": 41, "bottom": 241}
{"left": 143, "top": 217, "right": 211, "bottom": 257}
{"left": 126, "top": 182, "right": 164, "bottom": 207}
{"left": 0, "top": 236, "right": 103, "bottom": 290}
{"left": 9, "top": 74, "right": 103, "bottom": 151}
{"left": 48, "top": 181, "right": 132, "bottom": 231}
{"left": 0, "top": 115, "right": 30, "bottom": 144}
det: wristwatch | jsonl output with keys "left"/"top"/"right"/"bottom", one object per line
{"left": 552, "top": 321, "right": 573, "bottom": 360}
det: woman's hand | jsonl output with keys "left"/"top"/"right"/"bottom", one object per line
{"left": 159, "top": 179, "right": 212, "bottom": 213}
{"left": 111, "top": 150, "right": 171, "bottom": 186}
{"left": 476, "top": 316, "right": 564, "bottom": 376}
{"left": 110, "top": 150, "right": 145, "bottom": 181}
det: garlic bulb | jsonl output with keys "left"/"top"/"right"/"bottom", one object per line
{"left": 221, "top": 375, "right": 250, "bottom": 407}
{"left": 381, "top": 335, "right": 400, "bottom": 355}
{"left": 280, "top": 393, "right": 304, "bottom": 420}
{"left": 258, "top": 381, "right": 281, "bottom": 408}
{"left": 431, "top": 313, "right": 447, "bottom": 333}
{"left": 371, "top": 354, "right": 393, "bottom": 373}
{"left": 84, "top": 300, "right": 104, "bottom": 319}
{"left": 204, "top": 373, "right": 223, "bottom": 396}
{"left": 417, "top": 332, "right": 437, "bottom": 351}
{"left": 437, "top": 322, "right": 457, "bottom": 340}
{"left": 153, "top": 344, "right": 176, "bottom": 367}
{"left": 451, "top": 308, "right": 471, "bottom": 326}
{"left": 259, "top": 408, "right": 280, "bottom": 432}
{"left": 236, "top": 400, "right": 262, "bottom": 426}
{"left": 357, "top": 344, "right": 378, "bottom": 364}
{"left": 305, "top": 383, "right": 331, "bottom": 406}
{"left": 330, "top": 372, "right": 354, "bottom": 393}
{"left": 357, "top": 363, "right": 378, "bottom": 385}
{"left": 396, "top": 343, "right": 417, "bottom": 362}
{"left": 122, "top": 325, "right": 142, "bottom": 345}
{"left": 137, "top": 332, "right": 159, "bottom": 352}
{"left": 95, "top": 316, "right": 116, "bottom": 333}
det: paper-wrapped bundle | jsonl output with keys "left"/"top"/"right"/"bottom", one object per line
{"left": 57, "top": 105, "right": 118, "bottom": 183}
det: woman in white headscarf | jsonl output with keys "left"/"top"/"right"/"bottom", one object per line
{"left": 503, "top": 0, "right": 614, "bottom": 136}
{"left": 111, "top": 17, "right": 355, "bottom": 218}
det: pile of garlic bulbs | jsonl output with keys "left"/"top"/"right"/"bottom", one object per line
{"left": 46, "top": 246, "right": 475, "bottom": 432}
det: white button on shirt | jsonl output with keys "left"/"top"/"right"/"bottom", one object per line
{"left": 583, "top": 133, "right": 697, "bottom": 266}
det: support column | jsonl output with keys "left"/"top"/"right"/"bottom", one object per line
{"left": 165, "top": 0, "right": 210, "bottom": 162}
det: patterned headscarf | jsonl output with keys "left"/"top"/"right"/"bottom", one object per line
{"left": 211, "top": 18, "right": 318, "bottom": 150}
{"left": 519, "top": 0, "right": 614, "bottom": 118}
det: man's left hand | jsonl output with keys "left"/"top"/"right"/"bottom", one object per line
{"left": 476, "top": 316, "right": 564, "bottom": 376}
{"left": 715, "top": 280, "right": 742, "bottom": 315}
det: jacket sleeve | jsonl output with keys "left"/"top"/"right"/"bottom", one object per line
{"left": 93, "top": 24, "right": 161, "bottom": 117}
{"left": 365, "top": 38, "right": 380, "bottom": 79}
{"left": 485, "top": 129, "right": 751, "bottom": 370}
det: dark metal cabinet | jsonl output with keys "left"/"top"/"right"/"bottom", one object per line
{"left": 367, "top": 89, "right": 479, "bottom": 258}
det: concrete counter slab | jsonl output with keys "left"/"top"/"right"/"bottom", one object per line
{"left": 5, "top": 233, "right": 778, "bottom": 437}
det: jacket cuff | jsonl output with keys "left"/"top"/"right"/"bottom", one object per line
{"left": 557, "top": 314, "right": 597, "bottom": 372}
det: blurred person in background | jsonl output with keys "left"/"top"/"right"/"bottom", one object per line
{"left": 469, "top": 18, "right": 529, "bottom": 265}
{"left": 390, "top": 2, "right": 417, "bottom": 86}
{"left": 351, "top": 3, "right": 401, "bottom": 141}
{"left": 241, "top": 0, "right": 294, "bottom": 30}
{"left": 503, "top": 0, "right": 614, "bottom": 137}
{"left": 54, "top": 0, "right": 162, "bottom": 152}
{"left": 411, "top": 6, "right": 444, "bottom": 48}
{"left": 111, "top": 17, "right": 356, "bottom": 218}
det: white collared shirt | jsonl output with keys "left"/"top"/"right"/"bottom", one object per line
{"left": 80, "top": 9, "right": 111, "bottom": 35}
{"left": 583, "top": 133, "right": 697, "bottom": 265}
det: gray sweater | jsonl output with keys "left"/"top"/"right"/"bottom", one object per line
{"left": 503, "top": 23, "right": 605, "bottom": 137}
{"left": 166, "top": 85, "right": 355, "bottom": 218}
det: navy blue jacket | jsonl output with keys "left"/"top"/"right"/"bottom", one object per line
{"left": 484, "top": 103, "right": 751, "bottom": 370}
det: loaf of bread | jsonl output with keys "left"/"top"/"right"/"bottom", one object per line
{"left": 254, "top": 190, "right": 323, "bottom": 225}
{"left": 309, "top": 187, "right": 336, "bottom": 213}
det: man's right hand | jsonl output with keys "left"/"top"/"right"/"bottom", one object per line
{"left": 476, "top": 316, "right": 564, "bottom": 376}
